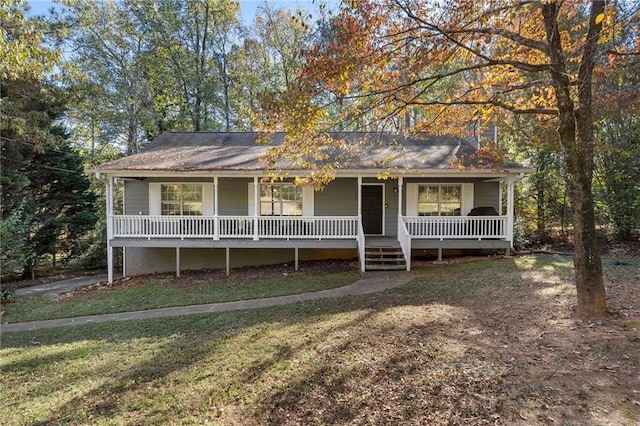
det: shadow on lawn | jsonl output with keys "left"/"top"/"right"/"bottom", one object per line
{"left": 2, "top": 255, "right": 638, "bottom": 424}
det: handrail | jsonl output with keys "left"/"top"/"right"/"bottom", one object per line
{"left": 397, "top": 215, "right": 412, "bottom": 271}
{"left": 402, "top": 216, "right": 507, "bottom": 239}
{"left": 356, "top": 216, "right": 366, "bottom": 272}
{"left": 111, "top": 215, "right": 359, "bottom": 240}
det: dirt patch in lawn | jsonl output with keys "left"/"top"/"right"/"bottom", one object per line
{"left": 421, "top": 256, "right": 640, "bottom": 425}
{"left": 58, "top": 259, "right": 360, "bottom": 299}
{"left": 492, "top": 296, "right": 638, "bottom": 422}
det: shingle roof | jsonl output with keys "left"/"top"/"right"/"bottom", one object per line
{"left": 92, "top": 132, "right": 522, "bottom": 173}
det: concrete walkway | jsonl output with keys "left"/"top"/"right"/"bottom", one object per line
{"left": 15, "top": 274, "right": 116, "bottom": 297}
{"left": 2, "top": 271, "right": 413, "bottom": 333}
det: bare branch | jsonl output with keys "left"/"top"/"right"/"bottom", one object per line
{"left": 448, "top": 27, "right": 549, "bottom": 54}
{"left": 405, "top": 99, "right": 557, "bottom": 116}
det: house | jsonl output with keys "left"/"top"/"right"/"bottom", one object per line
{"left": 91, "top": 132, "right": 532, "bottom": 283}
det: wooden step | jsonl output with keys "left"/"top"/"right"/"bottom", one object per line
{"left": 365, "top": 257, "right": 405, "bottom": 263}
{"left": 364, "top": 245, "right": 406, "bottom": 271}
{"left": 366, "top": 264, "right": 407, "bottom": 271}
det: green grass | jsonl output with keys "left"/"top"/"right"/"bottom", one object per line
{"left": 0, "top": 294, "right": 506, "bottom": 425}
{"left": 1, "top": 271, "right": 359, "bottom": 323}
{"left": 1, "top": 255, "right": 638, "bottom": 425}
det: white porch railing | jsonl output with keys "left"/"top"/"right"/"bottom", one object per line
{"left": 111, "top": 215, "right": 359, "bottom": 240}
{"left": 257, "top": 216, "right": 358, "bottom": 239}
{"left": 402, "top": 216, "right": 507, "bottom": 239}
{"left": 219, "top": 216, "right": 255, "bottom": 239}
{"left": 397, "top": 215, "right": 412, "bottom": 270}
{"left": 356, "top": 217, "right": 365, "bottom": 272}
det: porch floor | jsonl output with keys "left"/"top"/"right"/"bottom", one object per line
{"left": 365, "top": 237, "right": 401, "bottom": 248}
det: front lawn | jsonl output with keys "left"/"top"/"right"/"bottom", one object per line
{"left": 1, "top": 264, "right": 359, "bottom": 323}
{"left": 1, "top": 255, "right": 639, "bottom": 425}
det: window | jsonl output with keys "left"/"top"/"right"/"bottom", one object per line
{"left": 418, "top": 184, "right": 461, "bottom": 216}
{"left": 161, "top": 184, "right": 203, "bottom": 216}
{"left": 260, "top": 183, "right": 302, "bottom": 216}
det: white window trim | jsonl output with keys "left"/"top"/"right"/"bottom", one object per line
{"left": 149, "top": 182, "right": 214, "bottom": 216}
{"left": 406, "top": 183, "right": 473, "bottom": 216}
{"left": 248, "top": 182, "right": 314, "bottom": 216}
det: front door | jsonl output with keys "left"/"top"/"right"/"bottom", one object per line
{"left": 361, "top": 185, "right": 384, "bottom": 235}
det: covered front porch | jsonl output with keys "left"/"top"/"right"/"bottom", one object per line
{"left": 104, "top": 175, "right": 518, "bottom": 280}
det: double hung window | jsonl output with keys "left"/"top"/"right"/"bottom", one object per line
{"left": 260, "top": 183, "right": 303, "bottom": 216}
{"left": 160, "top": 184, "right": 203, "bottom": 216}
{"left": 418, "top": 184, "right": 462, "bottom": 216}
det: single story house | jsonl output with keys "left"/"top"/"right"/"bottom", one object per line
{"left": 91, "top": 132, "right": 532, "bottom": 283}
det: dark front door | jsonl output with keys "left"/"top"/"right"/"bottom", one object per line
{"left": 362, "top": 185, "right": 383, "bottom": 235}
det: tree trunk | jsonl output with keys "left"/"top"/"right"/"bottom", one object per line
{"left": 535, "top": 157, "right": 547, "bottom": 242}
{"left": 536, "top": 184, "right": 545, "bottom": 242}
{"left": 557, "top": 118, "right": 606, "bottom": 318}
{"left": 568, "top": 159, "right": 606, "bottom": 318}
{"left": 127, "top": 118, "right": 137, "bottom": 155}
{"left": 571, "top": 97, "right": 606, "bottom": 317}
{"left": 542, "top": 1, "right": 607, "bottom": 319}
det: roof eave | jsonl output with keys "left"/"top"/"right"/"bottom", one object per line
{"left": 89, "top": 167, "right": 534, "bottom": 178}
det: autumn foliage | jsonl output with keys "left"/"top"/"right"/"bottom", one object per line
{"left": 258, "top": 0, "right": 639, "bottom": 318}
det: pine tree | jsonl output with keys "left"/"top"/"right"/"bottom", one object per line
{"left": 1, "top": 79, "right": 97, "bottom": 279}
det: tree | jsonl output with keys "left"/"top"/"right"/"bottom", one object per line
{"left": 1, "top": 79, "right": 97, "bottom": 279}
{"left": 64, "top": 0, "right": 156, "bottom": 155}
{"left": 230, "top": 3, "right": 316, "bottom": 130}
{"left": 1, "top": 0, "right": 64, "bottom": 145}
{"left": 594, "top": 114, "right": 640, "bottom": 240}
{"left": 593, "top": 50, "right": 640, "bottom": 240}
{"left": 131, "top": 0, "right": 241, "bottom": 131}
{"left": 0, "top": 0, "right": 60, "bottom": 81}
{"left": 263, "top": 0, "right": 639, "bottom": 318}
{"left": 500, "top": 116, "right": 570, "bottom": 244}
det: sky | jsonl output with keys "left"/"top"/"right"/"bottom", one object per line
{"left": 26, "top": 0, "right": 338, "bottom": 23}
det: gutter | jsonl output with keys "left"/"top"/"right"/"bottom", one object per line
{"left": 89, "top": 167, "right": 535, "bottom": 179}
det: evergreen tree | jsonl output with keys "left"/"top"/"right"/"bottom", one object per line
{"left": 1, "top": 79, "right": 97, "bottom": 279}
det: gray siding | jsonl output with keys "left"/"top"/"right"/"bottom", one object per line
{"left": 315, "top": 178, "right": 358, "bottom": 216}
{"left": 316, "top": 178, "right": 401, "bottom": 237}
{"left": 403, "top": 177, "right": 499, "bottom": 214}
{"left": 474, "top": 181, "right": 500, "bottom": 212}
{"left": 124, "top": 181, "right": 149, "bottom": 215}
{"left": 218, "top": 178, "right": 249, "bottom": 215}
{"left": 124, "top": 176, "right": 499, "bottom": 231}
{"left": 403, "top": 177, "right": 481, "bottom": 184}
{"left": 384, "top": 179, "right": 400, "bottom": 236}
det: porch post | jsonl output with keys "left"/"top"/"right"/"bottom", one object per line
{"left": 498, "top": 180, "right": 504, "bottom": 215}
{"left": 295, "top": 247, "right": 299, "bottom": 271}
{"left": 225, "top": 247, "right": 230, "bottom": 276}
{"left": 253, "top": 176, "right": 259, "bottom": 240}
{"left": 357, "top": 177, "right": 362, "bottom": 217}
{"left": 214, "top": 176, "right": 219, "bottom": 240}
{"left": 176, "top": 247, "right": 181, "bottom": 277}
{"left": 106, "top": 175, "right": 114, "bottom": 284}
{"left": 506, "top": 177, "right": 515, "bottom": 254}
{"left": 398, "top": 176, "right": 403, "bottom": 216}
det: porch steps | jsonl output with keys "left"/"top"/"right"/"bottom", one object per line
{"left": 364, "top": 244, "right": 407, "bottom": 271}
